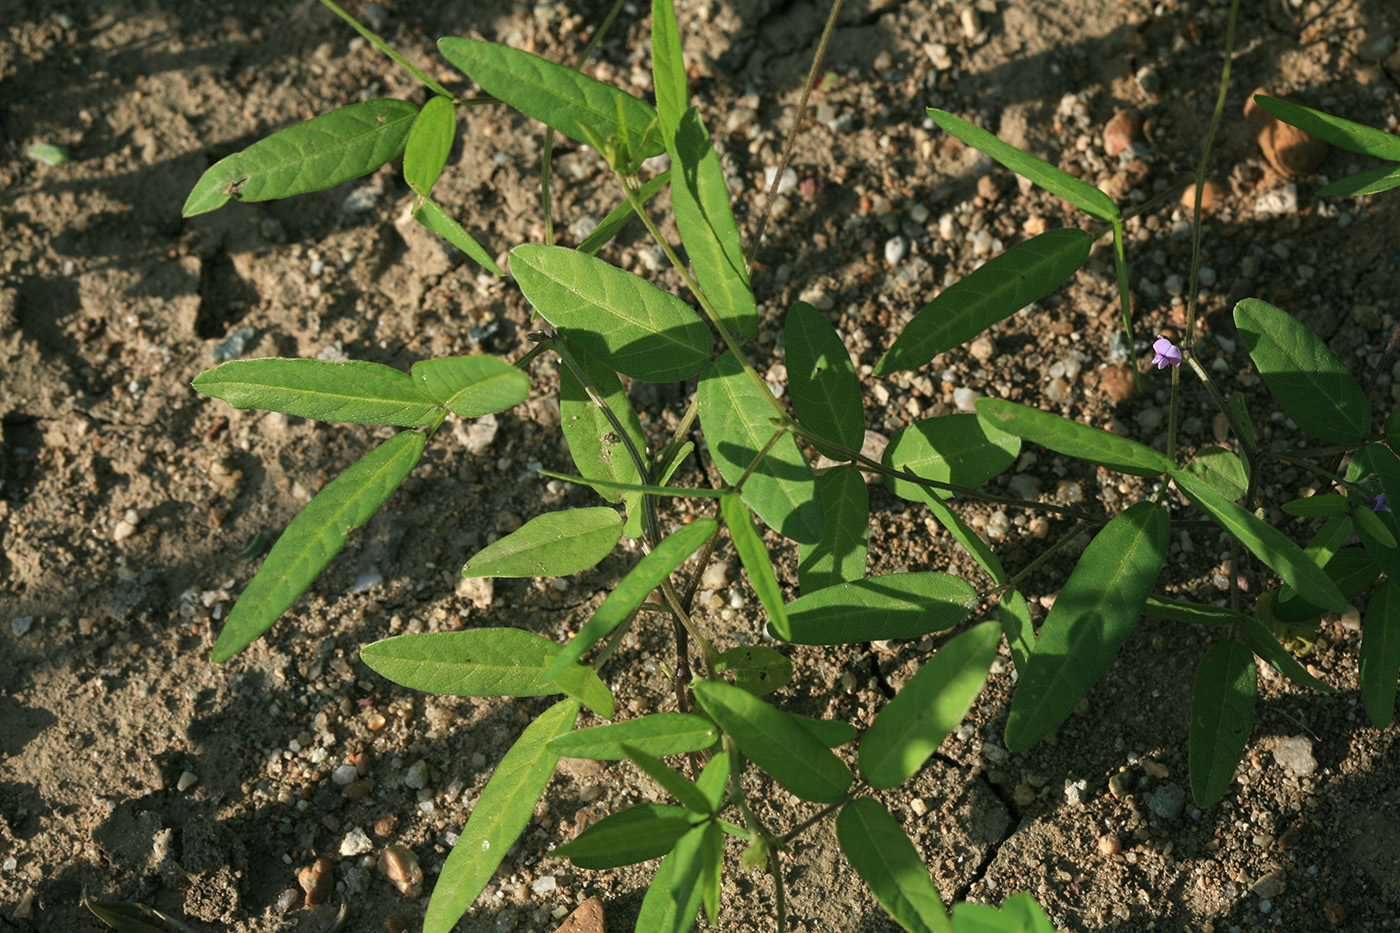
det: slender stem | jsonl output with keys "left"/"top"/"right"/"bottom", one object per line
{"left": 317, "top": 0, "right": 453, "bottom": 98}
{"left": 680, "top": 522, "right": 726, "bottom": 612}
{"left": 661, "top": 577, "right": 717, "bottom": 670}
{"left": 778, "top": 797, "right": 848, "bottom": 846}
{"left": 735, "top": 426, "right": 789, "bottom": 489}
{"left": 1183, "top": 351, "right": 1256, "bottom": 461}
{"left": 656, "top": 392, "right": 702, "bottom": 479}
{"left": 770, "top": 846, "right": 788, "bottom": 933}
{"left": 590, "top": 610, "right": 639, "bottom": 671}
{"left": 1262, "top": 451, "right": 1352, "bottom": 488}
{"left": 746, "top": 0, "right": 847, "bottom": 276}
{"left": 1110, "top": 219, "right": 1141, "bottom": 395}
{"left": 991, "top": 523, "right": 1090, "bottom": 595}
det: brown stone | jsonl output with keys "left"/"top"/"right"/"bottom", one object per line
{"left": 1097, "top": 365, "right": 1136, "bottom": 404}
{"left": 1245, "top": 89, "right": 1328, "bottom": 176}
{"left": 553, "top": 896, "right": 606, "bottom": 933}
{"left": 1180, "top": 180, "right": 1227, "bottom": 212}
{"left": 1103, "top": 107, "right": 1144, "bottom": 157}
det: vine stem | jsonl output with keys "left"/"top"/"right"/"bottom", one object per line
{"left": 316, "top": 0, "right": 453, "bottom": 98}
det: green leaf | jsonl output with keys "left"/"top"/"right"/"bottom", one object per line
{"left": 692, "top": 681, "right": 852, "bottom": 803}
{"left": 1361, "top": 580, "right": 1400, "bottom": 728}
{"left": 438, "top": 38, "right": 662, "bottom": 159}
{"left": 672, "top": 108, "right": 757, "bottom": 340}
{"left": 25, "top": 142, "right": 68, "bottom": 167}
{"left": 696, "top": 751, "right": 731, "bottom": 812}
{"left": 698, "top": 350, "right": 823, "bottom": 543}
{"left": 1000, "top": 589, "right": 1034, "bottom": 676}
{"left": 1236, "top": 613, "right": 1334, "bottom": 693}
{"left": 182, "top": 99, "right": 418, "bottom": 216}
{"left": 413, "top": 194, "right": 503, "bottom": 273}
{"left": 1185, "top": 446, "right": 1249, "bottom": 502}
{"left": 952, "top": 896, "right": 1057, "bottom": 932}
{"left": 1234, "top": 298, "right": 1370, "bottom": 443}
{"left": 543, "top": 519, "right": 717, "bottom": 680}
{"left": 552, "top": 803, "right": 692, "bottom": 869}
{"left": 859, "top": 621, "right": 1001, "bottom": 790}
{"left": 193, "top": 358, "right": 439, "bottom": 426}
{"left": 1227, "top": 392, "right": 1257, "bottom": 450}
{"left": 884, "top": 413, "right": 1021, "bottom": 500}
{"left": 786, "top": 301, "right": 864, "bottom": 450}
{"left": 713, "top": 645, "right": 793, "bottom": 696}
{"left": 1280, "top": 493, "right": 1350, "bottom": 517}
{"left": 635, "top": 846, "right": 704, "bottom": 933}
{"left": 699, "top": 820, "right": 723, "bottom": 927}
{"left": 1253, "top": 95, "right": 1400, "bottom": 162}
{"left": 976, "top": 398, "right": 1174, "bottom": 477}
{"left": 1354, "top": 501, "right": 1397, "bottom": 548}
{"left": 789, "top": 713, "right": 857, "bottom": 747}
{"left": 1189, "top": 641, "right": 1256, "bottom": 808}
{"left": 213, "top": 431, "right": 425, "bottom": 662}
{"left": 404, "top": 95, "right": 456, "bottom": 196}
{"left": 462, "top": 507, "right": 621, "bottom": 578}
{"left": 1352, "top": 443, "right": 1400, "bottom": 579}
{"left": 1143, "top": 594, "right": 1239, "bottom": 628}
{"left": 721, "top": 492, "right": 791, "bottom": 638}
{"left": 784, "top": 573, "right": 977, "bottom": 646}
{"left": 651, "top": 0, "right": 687, "bottom": 135}
{"left": 1274, "top": 547, "right": 1379, "bottom": 622}
{"left": 836, "top": 798, "right": 951, "bottom": 933}
{"left": 623, "top": 745, "right": 715, "bottom": 814}
{"left": 662, "top": 825, "right": 711, "bottom": 933}
{"left": 425, "top": 699, "right": 577, "bottom": 933}
{"left": 875, "top": 229, "right": 1092, "bottom": 376}
{"left": 1005, "top": 502, "right": 1168, "bottom": 751}
{"left": 549, "top": 713, "right": 717, "bottom": 760}
{"left": 410, "top": 355, "right": 530, "bottom": 419}
{"left": 559, "top": 341, "right": 647, "bottom": 505}
{"left": 360, "top": 629, "right": 613, "bottom": 718}
{"left": 1319, "top": 163, "right": 1400, "bottom": 197}
{"left": 578, "top": 171, "right": 670, "bottom": 256}
{"left": 798, "top": 465, "right": 870, "bottom": 594}
{"left": 927, "top": 108, "right": 1118, "bottom": 222}
{"left": 510, "top": 244, "right": 711, "bottom": 382}
{"left": 1172, "top": 470, "right": 1346, "bottom": 613}
{"left": 907, "top": 485, "right": 1008, "bottom": 585}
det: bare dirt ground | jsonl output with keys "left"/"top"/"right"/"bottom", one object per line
{"left": 3, "top": 0, "right": 1400, "bottom": 931}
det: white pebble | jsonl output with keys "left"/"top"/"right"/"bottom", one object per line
{"left": 11, "top": 617, "right": 33, "bottom": 638}
{"left": 763, "top": 166, "right": 797, "bottom": 194}
{"left": 340, "top": 827, "right": 374, "bottom": 856}
{"left": 952, "top": 387, "right": 982, "bottom": 412}
{"left": 884, "top": 236, "right": 908, "bottom": 265}
{"left": 938, "top": 212, "right": 957, "bottom": 241}
{"left": 332, "top": 764, "right": 359, "bottom": 786}
{"left": 177, "top": 771, "right": 199, "bottom": 792}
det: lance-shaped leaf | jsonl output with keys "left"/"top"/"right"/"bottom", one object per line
{"left": 699, "top": 818, "right": 723, "bottom": 926}
{"left": 837, "top": 798, "right": 951, "bottom": 933}
{"left": 1185, "top": 446, "right": 1249, "bottom": 502}
{"left": 404, "top": 95, "right": 456, "bottom": 196}
{"left": 623, "top": 745, "right": 715, "bottom": 814}
{"left": 1280, "top": 493, "right": 1350, "bottom": 517}
{"left": 1234, "top": 298, "right": 1370, "bottom": 443}
{"left": 876, "top": 228, "right": 1092, "bottom": 375}
{"left": 672, "top": 108, "right": 757, "bottom": 339}
{"left": 438, "top": 38, "right": 662, "bottom": 159}
{"left": 786, "top": 301, "right": 863, "bottom": 451}
{"left": 212, "top": 431, "right": 425, "bottom": 662}
{"left": 510, "top": 244, "right": 711, "bottom": 382}
{"left": 543, "top": 518, "right": 716, "bottom": 680}
{"left": 182, "top": 99, "right": 418, "bottom": 216}
{"left": 713, "top": 645, "right": 793, "bottom": 696}
{"left": 662, "top": 824, "right": 717, "bottom": 933}
{"left": 698, "top": 351, "right": 823, "bottom": 543}
{"left": 1254, "top": 95, "right": 1400, "bottom": 162}
{"left": 1189, "top": 641, "right": 1256, "bottom": 808}
{"left": 558, "top": 341, "right": 647, "bottom": 505}
{"left": 907, "top": 485, "right": 1008, "bottom": 585}
{"left": 798, "top": 465, "right": 870, "bottom": 594}
{"left": 424, "top": 699, "right": 577, "bottom": 933}
{"left": 1361, "top": 580, "right": 1400, "bottom": 728}
{"left": 859, "top": 620, "right": 1001, "bottom": 789}
{"left": 1273, "top": 547, "right": 1379, "bottom": 623}
{"left": 784, "top": 572, "right": 977, "bottom": 646}
{"left": 1320, "top": 163, "right": 1400, "bottom": 197}
{"left": 696, "top": 752, "right": 732, "bottom": 812}
{"left": 578, "top": 171, "right": 670, "bottom": 256}
{"left": 552, "top": 803, "right": 693, "bottom": 869}
{"left": 790, "top": 713, "right": 858, "bottom": 747}
{"left": 952, "top": 895, "right": 1058, "bottom": 932}
{"left": 651, "top": 0, "right": 687, "bottom": 135}
{"left": 1352, "top": 444, "right": 1400, "bottom": 579}
{"left": 692, "top": 681, "right": 851, "bottom": 802}
{"left": 999, "top": 589, "right": 1034, "bottom": 676}
{"left": 884, "top": 413, "right": 1020, "bottom": 500}
{"left": 1172, "top": 470, "right": 1346, "bottom": 613}
{"left": 193, "top": 358, "right": 439, "bottom": 426}
{"left": 635, "top": 845, "right": 705, "bottom": 933}
{"left": 1005, "top": 502, "right": 1168, "bottom": 751}
{"left": 462, "top": 507, "right": 622, "bottom": 578}
{"left": 976, "top": 398, "right": 1174, "bottom": 477}
{"left": 413, "top": 194, "right": 503, "bottom": 273}
{"left": 721, "top": 493, "right": 790, "bottom": 638}
{"left": 360, "top": 629, "right": 613, "bottom": 718}
{"left": 549, "top": 713, "right": 718, "bottom": 760}
{"left": 927, "top": 108, "right": 1118, "bottom": 222}
{"left": 1228, "top": 611, "right": 1332, "bottom": 693}
{"left": 411, "top": 355, "right": 529, "bottom": 419}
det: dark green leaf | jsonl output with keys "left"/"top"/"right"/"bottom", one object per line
{"left": 836, "top": 798, "right": 951, "bottom": 933}
{"left": 1189, "top": 641, "right": 1256, "bottom": 808}
{"left": 789, "top": 713, "right": 858, "bottom": 747}
{"left": 510, "top": 244, "right": 711, "bottom": 382}
{"left": 1236, "top": 613, "right": 1334, "bottom": 693}
{"left": 182, "top": 99, "right": 418, "bottom": 216}
{"left": 213, "top": 431, "right": 425, "bottom": 662}
{"left": 1318, "top": 163, "right": 1400, "bottom": 197}
{"left": 1280, "top": 493, "right": 1349, "bottom": 517}
{"left": 424, "top": 698, "right": 577, "bottom": 933}
{"left": 876, "top": 229, "right": 1092, "bottom": 375}
{"left": 860, "top": 621, "right": 1001, "bottom": 789}
{"left": 1234, "top": 298, "right": 1370, "bottom": 443}
{"left": 413, "top": 195, "right": 503, "bottom": 273}
{"left": 651, "top": 0, "right": 687, "bottom": 135}
{"left": 635, "top": 846, "right": 703, "bottom": 933}
{"left": 82, "top": 901, "right": 174, "bottom": 933}
{"left": 698, "top": 351, "right": 823, "bottom": 543}
{"left": 1005, "top": 502, "right": 1168, "bottom": 751}
{"left": 552, "top": 803, "right": 692, "bottom": 869}
{"left": 927, "top": 109, "right": 1117, "bottom": 222}
{"left": 976, "top": 398, "right": 1174, "bottom": 477}
{"left": 549, "top": 713, "right": 717, "bottom": 760}
{"left": 784, "top": 573, "right": 977, "bottom": 646}
{"left": 1353, "top": 502, "right": 1397, "bottom": 548}
{"left": 786, "top": 301, "right": 864, "bottom": 450}
{"left": 1274, "top": 547, "right": 1379, "bottom": 622}
{"left": 404, "top": 95, "right": 456, "bottom": 196}
{"left": 1000, "top": 589, "right": 1033, "bottom": 676}
{"left": 1227, "top": 392, "right": 1256, "bottom": 450}
{"left": 1143, "top": 594, "right": 1238, "bottom": 627}
{"left": 623, "top": 745, "right": 714, "bottom": 814}
{"left": 578, "top": 171, "right": 670, "bottom": 256}
{"left": 1361, "top": 580, "right": 1400, "bottom": 728}
{"left": 558, "top": 341, "right": 647, "bottom": 505}
{"left": 1254, "top": 96, "right": 1400, "bottom": 162}
{"left": 884, "top": 413, "right": 1021, "bottom": 500}
{"left": 437, "top": 38, "right": 662, "bottom": 159}
{"left": 360, "top": 629, "right": 613, "bottom": 718}
{"left": 721, "top": 492, "right": 790, "bottom": 638}
{"left": 692, "top": 681, "right": 851, "bottom": 802}
{"left": 1352, "top": 443, "right": 1400, "bottom": 579}
{"left": 798, "top": 465, "right": 870, "bottom": 594}
{"left": 193, "top": 358, "right": 439, "bottom": 426}
{"left": 462, "top": 507, "right": 622, "bottom": 578}
{"left": 714, "top": 645, "right": 793, "bottom": 696}
{"left": 906, "top": 485, "right": 1008, "bottom": 585}
{"left": 411, "top": 355, "right": 530, "bottom": 419}
{"left": 1185, "top": 446, "right": 1248, "bottom": 502}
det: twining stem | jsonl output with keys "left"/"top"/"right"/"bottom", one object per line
{"left": 1184, "top": 351, "right": 1256, "bottom": 461}
{"left": 656, "top": 392, "right": 703, "bottom": 479}
{"left": 660, "top": 576, "right": 717, "bottom": 671}
{"left": 1110, "top": 220, "right": 1141, "bottom": 395}
{"left": 316, "top": 0, "right": 454, "bottom": 98}
{"left": 735, "top": 426, "right": 790, "bottom": 489}
{"left": 992, "top": 522, "right": 1090, "bottom": 595}
{"left": 778, "top": 797, "right": 847, "bottom": 846}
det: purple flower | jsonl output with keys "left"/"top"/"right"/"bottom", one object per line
{"left": 1366, "top": 492, "right": 1390, "bottom": 514}
{"left": 1152, "top": 336, "right": 1182, "bottom": 370}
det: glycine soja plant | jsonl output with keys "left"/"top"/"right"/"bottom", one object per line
{"left": 181, "top": 0, "right": 1400, "bottom": 929}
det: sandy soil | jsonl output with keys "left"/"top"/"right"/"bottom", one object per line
{"left": 3, "top": 0, "right": 1400, "bottom": 931}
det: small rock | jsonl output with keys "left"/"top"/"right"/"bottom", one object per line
{"left": 952, "top": 387, "right": 982, "bottom": 412}
{"left": 340, "top": 826, "right": 374, "bottom": 856}
{"left": 1103, "top": 108, "right": 1144, "bottom": 158}
{"left": 959, "top": 6, "right": 979, "bottom": 39}
{"left": 1012, "top": 783, "right": 1036, "bottom": 806}
{"left": 884, "top": 235, "right": 908, "bottom": 265}
{"left": 1141, "top": 758, "right": 1169, "bottom": 779}
{"left": 976, "top": 173, "right": 1000, "bottom": 202}
{"left": 11, "top": 616, "right": 33, "bottom": 638}
{"left": 378, "top": 844, "right": 423, "bottom": 896}
{"left": 212, "top": 325, "right": 256, "bottom": 363}
{"left": 1180, "top": 180, "right": 1226, "bottom": 212}
{"left": 1358, "top": 32, "right": 1395, "bottom": 62}
{"left": 299, "top": 857, "right": 333, "bottom": 907}
{"left": 1063, "top": 778, "right": 1088, "bottom": 805}
{"left": 176, "top": 771, "right": 199, "bottom": 792}
{"left": 969, "top": 336, "right": 995, "bottom": 362}
{"left": 701, "top": 561, "right": 730, "bottom": 590}
{"left": 332, "top": 763, "right": 359, "bottom": 786}
{"left": 1097, "top": 364, "right": 1135, "bottom": 403}
{"left": 1251, "top": 871, "right": 1286, "bottom": 900}
{"left": 342, "top": 184, "right": 382, "bottom": 214}
{"left": 763, "top": 166, "right": 797, "bottom": 194}
{"left": 1271, "top": 734, "right": 1317, "bottom": 776}
{"left": 1108, "top": 771, "right": 1135, "bottom": 798}
{"left": 1135, "top": 64, "right": 1161, "bottom": 95}
{"left": 552, "top": 896, "right": 605, "bottom": 933}
{"left": 404, "top": 760, "right": 430, "bottom": 790}
{"left": 1097, "top": 833, "right": 1122, "bottom": 856}
{"left": 1148, "top": 783, "right": 1186, "bottom": 819}
{"left": 1245, "top": 91, "right": 1328, "bottom": 176}
{"left": 1254, "top": 184, "right": 1298, "bottom": 216}
{"left": 531, "top": 875, "right": 559, "bottom": 896}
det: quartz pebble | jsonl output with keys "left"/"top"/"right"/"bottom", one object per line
{"left": 1097, "top": 833, "right": 1122, "bottom": 856}
{"left": 378, "top": 844, "right": 423, "bottom": 896}
{"left": 332, "top": 763, "right": 359, "bottom": 786}
{"left": 884, "top": 235, "right": 908, "bottom": 265}
{"left": 340, "top": 826, "right": 374, "bottom": 856}
{"left": 1272, "top": 734, "right": 1317, "bottom": 776}
{"left": 176, "top": 771, "right": 198, "bottom": 792}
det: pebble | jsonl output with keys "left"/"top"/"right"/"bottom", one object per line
{"left": 1063, "top": 779, "right": 1088, "bottom": 804}
{"left": 378, "top": 844, "right": 423, "bottom": 896}
{"left": 909, "top": 203, "right": 930, "bottom": 224}
{"left": 351, "top": 569, "right": 383, "bottom": 593}
{"left": 1044, "top": 377, "right": 1069, "bottom": 404}
{"left": 1103, "top": 108, "right": 1144, "bottom": 158}
{"left": 176, "top": 770, "right": 199, "bottom": 792}
{"left": 11, "top": 616, "right": 33, "bottom": 638}
{"left": 299, "top": 857, "right": 334, "bottom": 907}
{"left": 340, "top": 826, "right": 374, "bottom": 856}
{"left": 1109, "top": 770, "right": 1135, "bottom": 798}
{"left": 960, "top": 6, "right": 979, "bottom": 39}
{"left": 212, "top": 325, "right": 256, "bottom": 362}
{"left": 952, "top": 387, "right": 982, "bottom": 412}
{"left": 969, "top": 336, "right": 995, "bottom": 362}
{"left": 404, "top": 760, "right": 430, "bottom": 790}
{"left": 1181, "top": 180, "right": 1226, "bottom": 213}
{"left": 332, "top": 763, "right": 359, "bottom": 786}
{"left": 1135, "top": 64, "right": 1161, "bottom": 95}
{"left": 884, "top": 235, "right": 908, "bottom": 265}
{"left": 1149, "top": 783, "right": 1186, "bottom": 819}
{"left": 1097, "top": 833, "right": 1122, "bottom": 856}
{"left": 1251, "top": 872, "right": 1286, "bottom": 900}
{"left": 763, "top": 166, "right": 797, "bottom": 194}
{"left": 1272, "top": 734, "right": 1317, "bottom": 776}
{"left": 1012, "top": 783, "right": 1036, "bottom": 806}
{"left": 552, "top": 897, "right": 605, "bottom": 933}
{"left": 937, "top": 212, "right": 957, "bottom": 241}
{"left": 1358, "top": 32, "right": 1395, "bottom": 62}
{"left": 342, "top": 184, "right": 382, "bottom": 214}
{"left": 1098, "top": 365, "right": 1135, "bottom": 403}
{"left": 531, "top": 875, "right": 558, "bottom": 896}
{"left": 1246, "top": 91, "right": 1328, "bottom": 175}
{"left": 1136, "top": 404, "right": 1164, "bottom": 429}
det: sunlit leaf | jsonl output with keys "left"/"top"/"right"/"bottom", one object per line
{"left": 193, "top": 358, "right": 438, "bottom": 426}
{"left": 1253, "top": 95, "right": 1400, "bottom": 162}
{"left": 721, "top": 492, "right": 790, "bottom": 638}
{"left": 404, "top": 95, "right": 456, "bottom": 196}
{"left": 798, "top": 465, "right": 870, "bottom": 594}
{"left": 884, "top": 413, "right": 1021, "bottom": 500}
{"left": 1189, "top": 641, "right": 1256, "bottom": 808}
{"left": 549, "top": 713, "right": 717, "bottom": 760}
{"left": 411, "top": 355, "right": 529, "bottom": 419}
{"left": 413, "top": 194, "right": 503, "bottom": 273}
{"left": 784, "top": 572, "right": 977, "bottom": 646}
{"left": 976, "top": 398, "right": 1173, "bottom": 477}
{"left": 552, "top": 803, "right": 692, "bottom": 869}
{"left": 837, "top": 798, "right": 951, "bottom": 933}
{"left": 462, "top": 507, "right": 622, "bottom": 578}
{"left": 714, "top": 645, "right": 793, "bottom": 696}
